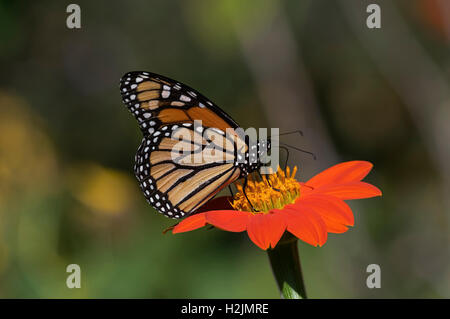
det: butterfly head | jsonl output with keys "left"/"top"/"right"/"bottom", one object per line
{"left": 239, "top": 138, "right": 271, "bottom": 177}
{"left": 258, "top": 138, "right": 271, "bottom": 155}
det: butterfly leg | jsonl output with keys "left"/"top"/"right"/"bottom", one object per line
{"left": 243, "top": 176, "right": 259, "bottom": 212}
{"left": 279, "top": 145, "right": 290, "bottom": 170}
{"left": 228, "top": 185, "right": 235, "bottom": 199}
{"left": 257, "top": 170, "right": 280, "bottom": 192}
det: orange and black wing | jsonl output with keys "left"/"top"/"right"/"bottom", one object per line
{"left": 120, "top": 71, "right": 239, "bottom": 134}
{"left": 134, "top": 123, "right": 241, "bottom": 218}
{"left": 120, "top": 71, "right": 245, "bottom": 219}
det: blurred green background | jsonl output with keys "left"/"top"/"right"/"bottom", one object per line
{"left": 0, "top": 0, "right": 449, "bottom": 298}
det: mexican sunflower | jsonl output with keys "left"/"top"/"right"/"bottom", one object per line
{"left": 172, "top": 161, "right": 382, "bottom": 250}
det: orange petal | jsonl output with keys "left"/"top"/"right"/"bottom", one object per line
{"left": 321, "top": 222, "right": 349, "bottom": 233}
{"left": 205, "top": 210, "right": 252, "bottom": 232}
{"left": 172, "top": 213, "right": 207, "bottom": 234}
{"left": 313, "top": 181, "right": 382, "bottom": 200}
{"left": 246, "top": 213, "right": 286, "bottom": 250}
{"left": 278, "top": 205, "right": 328, "bottom": 247}
{"left": 298, "top": 194, "right": 354, "bottom": 234}
{"left": 306, "top": 161, "right": 374, "bottom": 188}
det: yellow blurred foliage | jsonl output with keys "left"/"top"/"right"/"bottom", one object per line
{"left": 67, "top": 163, "right": 138, "bottom": 216}
{"left": 0, "top": 91, "right": 58, "bottom": 206}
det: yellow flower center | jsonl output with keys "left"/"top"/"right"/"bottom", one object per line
{"left": 231, "top": 166, "right": 300, "bottom": 213}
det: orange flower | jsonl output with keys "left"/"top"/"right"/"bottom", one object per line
{"left": 172, "top": 161, "right": 382, "bottom": 250}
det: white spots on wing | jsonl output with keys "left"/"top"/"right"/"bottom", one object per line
{"left": 196, "top": 126, "right": 204, "bottom": 133}
{"left": 125, "top": 74, "right": 228, "bottom": 220}
{"left": 180, "top": 95, "right": 191, "bottom": 102}
{"left": 211, "top": 127, "right": 224, "bottom": 135}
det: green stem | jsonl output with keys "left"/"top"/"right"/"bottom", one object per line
{"left": 267, "top": 232, "right": 307, "bottom": 299}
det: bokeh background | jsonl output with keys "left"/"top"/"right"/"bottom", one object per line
{"left": 0, "top": 0, "right": 449, "bottom": 298}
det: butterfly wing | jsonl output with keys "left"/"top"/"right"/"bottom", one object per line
{"left": 120, "top": 71, "right": 244, "bottom": 218}
{"left": 120, "top": 71, "right": 239, "bottom": 134}
{"left": 134, "top": 123, "right": 241, "bottom": 218}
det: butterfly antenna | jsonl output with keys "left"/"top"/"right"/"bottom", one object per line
{"left": 279, "top": 142, "right": 317, "bottom": 160}
{"left": 278, "top": 129, "right": 303, "bottom": 137}
{"left": 268, "top": 129, "right": 304, "bottom": 139}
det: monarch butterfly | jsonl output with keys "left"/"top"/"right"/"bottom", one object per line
{"left": 120, "top": 71, "right": 271, "bottom": 218}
